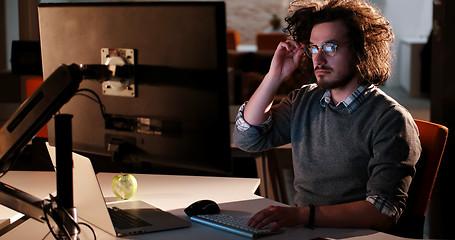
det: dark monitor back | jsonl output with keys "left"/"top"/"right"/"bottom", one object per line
{"left": 39, "top": 2, "right": 232, "bottom": 175}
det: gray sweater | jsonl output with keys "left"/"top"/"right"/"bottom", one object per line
{"left": 233, "top": 84, "right": 421, "bottom": 213}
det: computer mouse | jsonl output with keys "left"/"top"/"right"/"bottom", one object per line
{"left": 184, "top": 200, "right": 220, "bottom": 216}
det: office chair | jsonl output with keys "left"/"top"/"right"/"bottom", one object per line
{"left": 256, "top": 32, "right": 287, "bottom": 51}
{"left": 227, "top": 29, "right": 241, "bottom": 50}
{"left": 259, "top": 119, "right": 448, "bottom": 237}
{"left": 26, "top": 77, "right": 47, "bottom": 138}
{"left": 391, "top": 119, "right": 448, "bottom": 238}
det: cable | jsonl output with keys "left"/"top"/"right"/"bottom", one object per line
{"left": 42, "top": 194, "right": 97, "bottom": 240}
{"left": 42, "top": 198, "right": 67, "bottom": 239}
{"left": 42, "top": 194, "right": 98, "bottom": 240}
{"left": 79, "top": 222, "right": 97, "bottom": 240}
{"left": 42, "top": 231, "right": 52, "bottom": 240}
{"left": 42, "top": 196, "right": 72, "bottom": 240}
{"left": 74, "top": 88, "right": 107, "bottom": 121}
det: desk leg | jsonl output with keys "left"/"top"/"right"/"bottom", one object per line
{"left": 254, "top": 152, "right": 276, "bottom": 201}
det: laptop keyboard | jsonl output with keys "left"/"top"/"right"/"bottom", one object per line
{"left": 190, "top": 214, "right": 280, "bottom": 239}
{"left": 108, "top": 207, "right": 153, "bottom": 230}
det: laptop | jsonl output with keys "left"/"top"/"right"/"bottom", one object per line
{"left": 46, "top": 143, "right": 191, "bottom": 236}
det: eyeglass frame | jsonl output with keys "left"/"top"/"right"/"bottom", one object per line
{"left": 303, "top": 42, "right": 349, "bottom": 58}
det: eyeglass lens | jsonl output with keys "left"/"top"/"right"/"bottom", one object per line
{"left": 305, "top": 43, "right": 337, "bottom": 58}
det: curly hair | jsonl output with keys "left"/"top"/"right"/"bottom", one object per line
{"left": 284, "top": 0, "right": 394, "bottom": 86}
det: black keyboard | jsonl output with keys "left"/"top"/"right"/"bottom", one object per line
{"left": 108, "top": 207, "right": 152, "bottom": 230}
{"left": 190, "top": 214, "right": 281, "bottom": 239}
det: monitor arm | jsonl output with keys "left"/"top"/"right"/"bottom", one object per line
{"left": 0, "top": 64, "right": 123, "bottom": 239}
{"left": 0, "top": 181, "right": 45, "bottom": 223}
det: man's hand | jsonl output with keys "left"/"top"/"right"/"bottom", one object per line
{"left": 247, "top": 201, "right": 394, "bottom": 232}
{"left": 268, "top": 40, "right": 305, "bottom": 82}
{"left": 243, "top": 40, "right": 305, "bottom": 126}
{"left": 247, "top": 206, "right": 306, "bottom": 232}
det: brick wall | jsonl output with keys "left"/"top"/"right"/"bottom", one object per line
{"left": 226, "top": 0, "right": 291, "bottom": 45}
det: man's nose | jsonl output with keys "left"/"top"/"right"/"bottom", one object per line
{"left": 313, "top": 49, "right": 327, "bottom": 66}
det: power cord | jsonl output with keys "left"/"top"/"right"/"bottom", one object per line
{"left": 74, "top": 88, "right": 107, "bottom": 121}
{"left": 42, "top": 194, "right": 96, "bottom": 240}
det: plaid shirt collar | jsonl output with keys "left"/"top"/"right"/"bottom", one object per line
{"left": 320, "top": 85, "right": 373, "bottom": 113}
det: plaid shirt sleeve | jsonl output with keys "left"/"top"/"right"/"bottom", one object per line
{"left": 366, "top": 195, "right": 403, "bottom": 223}
{"left": 235, "top": 102, "right": 272, "bottom": 134}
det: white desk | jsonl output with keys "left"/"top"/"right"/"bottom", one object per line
{"left": 0, "top": 171, "right": 413, "bottom": 240}
{"left": 0, "top": 171, "right": 57, "bottom": 229}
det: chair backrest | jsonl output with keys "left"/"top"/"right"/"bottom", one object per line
{"left": 256, "top": 32, "right": 287, "bottom": 51}
{"left": 227, "top": 29, "right": 241, "bottom": 50}
{"left": 406, "top": 119, "right": 448, "bottom": 217}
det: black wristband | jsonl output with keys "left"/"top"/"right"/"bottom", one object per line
{"left": 306, "top": 203, "right": 315, "bottom": 229}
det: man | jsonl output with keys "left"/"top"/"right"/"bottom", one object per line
{"left": 233, "top": 0, "right": 421, "bottom": 232}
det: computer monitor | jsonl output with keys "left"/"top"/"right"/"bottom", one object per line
{"left": 39, "top": 1, "right": 232, "bottom": 176}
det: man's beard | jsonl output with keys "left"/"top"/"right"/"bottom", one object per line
{"left": 315, "top": 65, "right": 358, "bottom": 90}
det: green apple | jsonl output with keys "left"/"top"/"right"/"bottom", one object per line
{"left": 111, "top": 173, "right": 138, "bottom": 200}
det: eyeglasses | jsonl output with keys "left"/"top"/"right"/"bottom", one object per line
{"left": 303, "top": 42, "right": 348, "bottom": 58}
